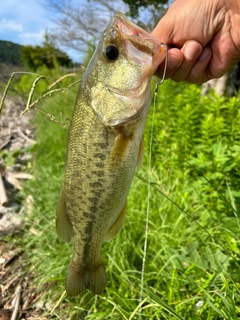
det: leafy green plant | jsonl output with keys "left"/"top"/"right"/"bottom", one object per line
{"left": 8, "top": 77, "right": 240, "bottom": 319}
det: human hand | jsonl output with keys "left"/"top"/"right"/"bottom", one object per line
{"left": 152, "top": 0, "right": 240, "bottom": 84}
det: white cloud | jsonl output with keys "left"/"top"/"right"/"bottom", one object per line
{"left": 19, "top": 30, "right": 45, "bottom": 45}
{"left": 0, "top": 18, "right": 23, "bottom": 33}
{"left": 0, "top": 0, "right": 84, "bottom": 61}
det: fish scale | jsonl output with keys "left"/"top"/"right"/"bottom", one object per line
{"left": 63, "top": 91, "right": 135, "bottom": 295}
{"left": 56, "top": 12, "right": 166, "bottom": 296}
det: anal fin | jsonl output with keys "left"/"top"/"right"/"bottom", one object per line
{"left": 56, "top": 186, "right": 73, "bottom": 242}
{"left": 105, "top": 201, "right": 127, "bottom": 242}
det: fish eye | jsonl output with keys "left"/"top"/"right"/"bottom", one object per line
{"left": 105, "top": 45, "right": 119, "bottom": 61}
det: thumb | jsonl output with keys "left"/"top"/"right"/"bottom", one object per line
{"left": 151, "top": 16, "right": 173, "bottom": 44}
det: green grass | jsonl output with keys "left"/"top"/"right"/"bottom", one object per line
{"left": 9, "top": 77, "right": 240, "bottom": 319}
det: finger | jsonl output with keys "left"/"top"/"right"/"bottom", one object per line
{"left": 185, "top": 46, "right": 212, "bottom": 83}
{"left": 155, "top": 48, "right": 184, "bottom": 79}
{"left": 171, "top": 40, "right": 203, "bottom": 82}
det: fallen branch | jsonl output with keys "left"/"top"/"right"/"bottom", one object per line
{"left": 11, "top": 285, "right": 21, "bottom": 320}
{"left": 0, "top": 174, "right": 8, "bottom": 205}
{"left": 17, "top": 129, "right": 36, "bottom": 145}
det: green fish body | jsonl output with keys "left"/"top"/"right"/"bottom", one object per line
{"left": 56, "top": 12, "right": 166, "bottom": 296}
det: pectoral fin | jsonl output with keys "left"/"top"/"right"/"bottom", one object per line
{"left": 137, "top": 136, "right": 144, "bottom": 169}
{"left": 56, "top": 186, "right": 73, "bottom": 242}
{"left": 107, "top": 131, "right": 132, "bottom": 168}
{"left": 105, "top": 201, "right": 127, "bottom": 242}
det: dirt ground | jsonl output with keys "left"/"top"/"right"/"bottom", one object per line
{"left": 0, "top": 95, "right": 48, "bottom": 319}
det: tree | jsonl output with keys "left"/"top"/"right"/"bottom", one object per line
{"left": 40, "top": 0, "right": 128, "bottom": 55}
{"left": 21, "top": 32, "right": 72, "bottom": 71}
{"left": 0, "top": 40, "right": 23, "bottom": 65}
{"left": 40, "top": 0, "right": 168, "bottom": 56}
{"left": 123, "top": 0, "right": 168, "bottom": 20}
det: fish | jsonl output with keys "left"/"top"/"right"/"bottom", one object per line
{"left": 56, "top": 12, "right": 166, "bottom": 296}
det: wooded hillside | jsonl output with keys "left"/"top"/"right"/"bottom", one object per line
{"left": 0, "top": 40, "right": 23, "bottom": 65}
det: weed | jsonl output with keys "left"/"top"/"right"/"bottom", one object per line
{"left": 2, "top": 75, "right": 240, "bottom": 319}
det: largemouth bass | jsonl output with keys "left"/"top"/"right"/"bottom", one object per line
{"left": 56, "top": 12, "right": 166, "bottom": 296}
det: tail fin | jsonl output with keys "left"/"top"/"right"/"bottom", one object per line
{"left": 66, "top": 261, "right": 107, "bottom": 296}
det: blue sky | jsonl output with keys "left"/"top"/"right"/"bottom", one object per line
{"left": 0, "top": 1, "right": 167, "bottom": 63}
{"left": 0, "top": 0, "right": 82, "bottom": 62}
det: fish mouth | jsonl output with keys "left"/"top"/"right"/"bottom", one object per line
{"left": 113, "top": 12, "right": 166, "bottom": 69}
{"left": 89, "top": 13, "right": 167, "bottom": 128}
{"left": 102, "top": 14, "right": 167, "bottom": 127}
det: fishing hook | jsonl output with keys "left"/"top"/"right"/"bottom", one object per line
{"left": 154, "top": 43, "right": 168, "bottom": 93}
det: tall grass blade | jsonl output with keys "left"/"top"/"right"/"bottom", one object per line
{"left": 143, "top": 287, "right": 184, "bottom": 320}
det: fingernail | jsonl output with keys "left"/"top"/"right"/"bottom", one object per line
{"left": 199, "top": 46, "right": 211, "bottom": 60}
{"left": 183, "top": 41, "right": 202, "bottom": 60}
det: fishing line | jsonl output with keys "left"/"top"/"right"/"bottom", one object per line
{"left": 139, "top": 44, "right": 168, "bottom": 317}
